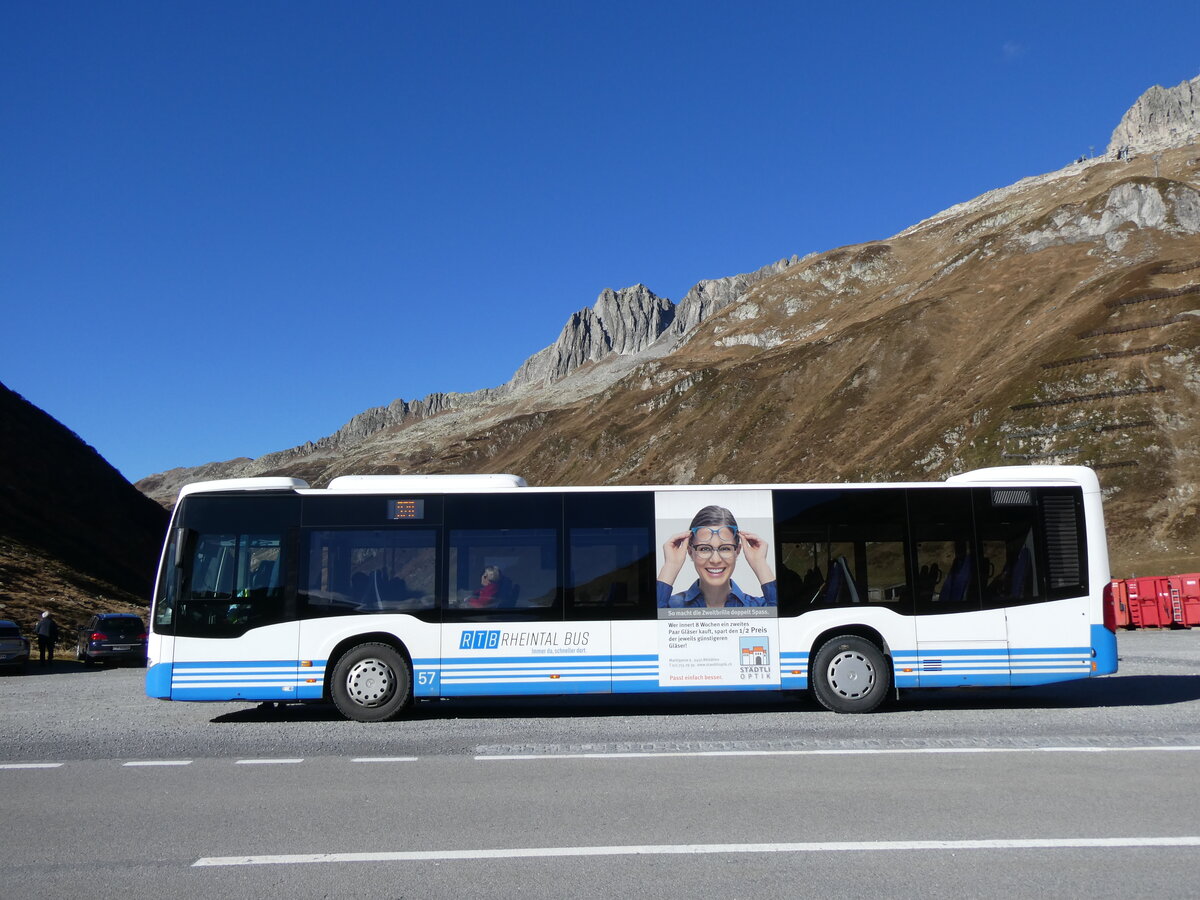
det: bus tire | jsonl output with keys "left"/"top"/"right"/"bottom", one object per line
{"left": 811, "top": 635, "right": 890, "bottom": 714}
{"left": 330, "top": 642, "right": 411, "bottom": 722}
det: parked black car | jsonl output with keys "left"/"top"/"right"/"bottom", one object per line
{"left": 0, "top": 619, "right": 31, "bottom": 672}
{"left": 76, "top": 614, "right": 147, "bottom": 666}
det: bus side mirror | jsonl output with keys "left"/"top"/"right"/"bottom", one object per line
{"left": 174, "top": 528, "right": 191, "bottom": 569}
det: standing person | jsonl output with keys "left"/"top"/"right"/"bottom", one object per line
{"left": 34, "top": 610, "right": 59, "bottom": 666}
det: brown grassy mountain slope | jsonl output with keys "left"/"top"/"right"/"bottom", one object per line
{"left": 0, "top": 382, "right": 168, "bottom": 636}
{"left": 138, "top": 147, "right": 1200, "bottom": 577}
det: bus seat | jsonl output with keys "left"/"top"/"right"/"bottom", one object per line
{"left": 816, "top": 557, "right": 858, "bottom": 605}
{"left": 496, "top": 576, "right": 519, "bottom": 608}
{"left": 938, "top": 554, "right": 973, "bottom": 604}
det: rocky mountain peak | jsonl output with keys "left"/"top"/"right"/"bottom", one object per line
{"left": 1109, "top": 73, "right": 1200, "bottom": 155}
{"left": 511, "top": 284, "right": 675, "bottom": 387}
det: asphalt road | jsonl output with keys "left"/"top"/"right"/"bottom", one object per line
{"left": 2, "top": 629, "right": 1199, "bottom": 898}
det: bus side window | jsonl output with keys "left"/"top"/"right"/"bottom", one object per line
{"left": 448, "top": 527, "right": 559, "bottom": 611}
{"left": 909, "top": 488, "right": 981, "bottom": 614}
{"left": 443, "top": 493, "right": 563, "bottom": 621}
{"left": 176, "top": 533, "right": 287, "bottom": 638}
{"left": 154, "top": 527, "right": 188, "bottom": 630}
{"left": 302, "top": 529, "right": 438, "bottom": 617}
{"left": 774, "top": 489, "right": 909, "bottom": 614}
{"left": 975, "top": 488, "right": 1043, "bottom": 609}
{"left": 567, "top": 527, "right": 654, "bottom": 620}
{"left": 564, "top": 492, "right": 655, "bottom": 621}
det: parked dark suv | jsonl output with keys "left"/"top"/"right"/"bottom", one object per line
{"left": 0, "top": 619, "right": 30, "bottom": 672}
{"left": 76, "top": 614, "right": 147, "bottom": 666}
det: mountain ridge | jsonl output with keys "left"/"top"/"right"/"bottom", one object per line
{"left": 134, "top": 78, "right": 1200, "bottom": 576}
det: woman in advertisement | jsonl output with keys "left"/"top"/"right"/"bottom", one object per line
{"left": 656, "top": 505, "right": 777, "bottom": 608}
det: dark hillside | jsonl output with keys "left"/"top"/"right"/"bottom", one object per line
{"left": 0, "top": 381, "right": 168, "bottom": 632}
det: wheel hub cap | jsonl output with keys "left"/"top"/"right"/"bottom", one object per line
{"left": 827, "top": 650, "right": 875, "bottom": 699}
{"left": 346, "top": 658, "right": 396, "bottom": 708}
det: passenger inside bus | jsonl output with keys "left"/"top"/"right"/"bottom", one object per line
{"left": 466, "top": 566, "right": 504, "bottom": 608}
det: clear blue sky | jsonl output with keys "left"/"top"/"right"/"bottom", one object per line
{"left": 3, "top": 1, "right": 1197, "bottom": 482}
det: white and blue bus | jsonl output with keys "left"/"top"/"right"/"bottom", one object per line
{"left": 146, "top": 466, "right": 1118, "bottom": 721}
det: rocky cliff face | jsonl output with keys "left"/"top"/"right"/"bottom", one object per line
{"left": 136, "top": 77, "right": 1200, "bottom": 575}
{"left": 669, "top": 257, "right": 802, "bottom": 339}
{"left": 511, "top": 284, "right": 676, "bottom": 386}
{"left": 1109, "top": 74, "right": 1200, "bottom": 155}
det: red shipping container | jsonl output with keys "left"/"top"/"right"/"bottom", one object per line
{"left": 1109, "top": 579, "right": 1132, "bottom": 628}
{"left": 1171, "top": 574, "right": 1200, "bottom": 627}
{"left": 1154, "top": 577, "right": 1177, "bottom": 627}
{"left": 1127, "top": 577, "right": 1171, "bottom": 628}
{"left": 1124, "top": 579, "right": 1142, "bottom": 628}
{"left": 1124, "top": 579, "right": 1146, "bottom": 628}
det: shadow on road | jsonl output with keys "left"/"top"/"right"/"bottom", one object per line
{"left": 8, "top": 659, "right": 145, "bottom": 676}
{"left": 899, "top": 674, "right": 1200, "bottom": 711}
{"left": 208, "top": 674, "right": 1200, "bottom": 724}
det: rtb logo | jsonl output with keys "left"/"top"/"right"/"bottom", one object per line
{"left": 459, "top": 629, "right": 501, "bottom": 650}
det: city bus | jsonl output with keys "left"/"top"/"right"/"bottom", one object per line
{"left": 145, "top": 465, "right": 1118, "bottom": 721}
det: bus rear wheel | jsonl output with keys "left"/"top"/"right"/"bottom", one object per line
{"left": 811, "top": 635, "right": 890, "bottom": 714}
{"left": 330, "top": 642, "right": 411, "bottom": 722}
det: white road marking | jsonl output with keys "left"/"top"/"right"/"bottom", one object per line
{"left": 123, "top": 760, "right": 194, "bottom": 767}
{"left": 477, "top": 745, "right": 1200, "bottom": 761}
{"left": 235, "top": 758, "right": 304, "bottom": 765}
{"left": 0, "top": 763, "right": 63, "bottom": 769}
{"left": 194, "top": 836, "right": 1200, "bottom": 867}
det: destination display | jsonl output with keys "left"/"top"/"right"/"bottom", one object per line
{"left": 387, "top": 498, "right": 425, "bottom": 520}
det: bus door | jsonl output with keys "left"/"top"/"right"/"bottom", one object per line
{"left": 154, "top": 493, "right": 302, "bottom": 701}
{"left": 910, "top": 489, "right": 1009, "bottom": 686}
{"left": 169, "top": 529, "right": 301, "bottom": 701}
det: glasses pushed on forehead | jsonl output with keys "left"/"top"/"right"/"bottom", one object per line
{"left": 690, "top": 525, "right": 738, "bottom": 541}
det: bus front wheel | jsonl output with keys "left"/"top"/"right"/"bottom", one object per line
{"left": 811, "top": 635, "right": 890, "bottom": 714}
{"left": 330, "top": 642, "right": 411, "bottom": 722}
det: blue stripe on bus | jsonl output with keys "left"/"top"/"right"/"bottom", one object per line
{"left": 1091, "top": 623, "right": 1118, "bottom": 675}
{"left": 155, "top": 636, "right": 1113, "bottom": 703}
{"left": 893, "top": 646, "right": 1088, "bottom": 659}
{"left": 441, "top": 654, "right": 612, "bottom": 666}
{"left": 167, "top": 659, "right": 304, "bottom": 702}
{"left": 443, "top": 680, "right": 612, "bottom": 696}
{"left": 146, "top": 662, "right": 172, "bottom": 698}
{"left": 611, "top": 681, "right": 781, "bottom": 693}
{"left": 912, "top": 673, "right": 1014, "bottom": 687}
{"left": 172, "top": 686, "right": 299, "bottom": 701}
{"left": 171, "top": 659, "right": 300, "bottom": 668}
{"left": 442, "top": 672, "right": 611, "bottom": 680}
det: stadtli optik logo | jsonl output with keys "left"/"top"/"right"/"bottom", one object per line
{"left": 740, "top": 637, "right": 769, "bottom": 667}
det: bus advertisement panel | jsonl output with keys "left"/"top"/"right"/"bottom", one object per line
{"left": 654, "top": 489, "right": 779, "bottom": 691}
